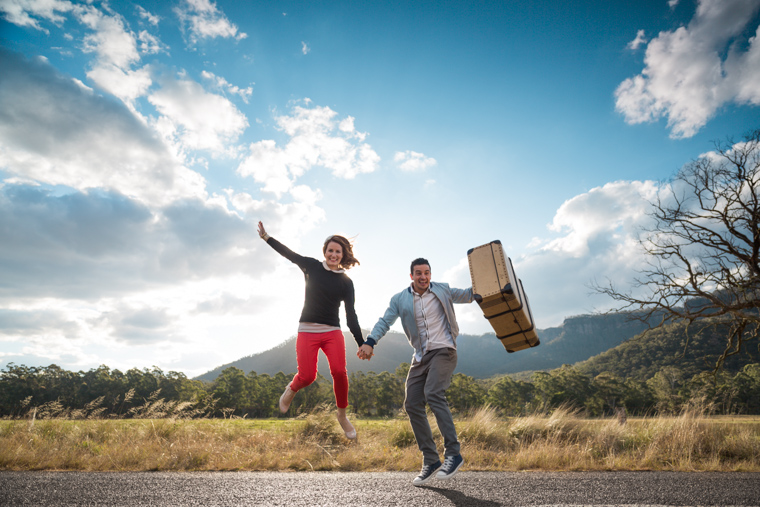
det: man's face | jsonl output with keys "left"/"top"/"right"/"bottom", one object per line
{"left": 410, "top": 264, "right": 431, "bottom": 294}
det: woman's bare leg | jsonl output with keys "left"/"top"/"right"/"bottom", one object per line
{"left": 337, "top": 407, "right": 356, "bottom": 439}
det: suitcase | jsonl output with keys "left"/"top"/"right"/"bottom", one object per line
{"left": 467, "top": 240, "right": 540, "bottom": 352}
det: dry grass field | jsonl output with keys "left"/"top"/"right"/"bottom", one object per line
{"left": 1, "top": 405, "right": 758, "bottom": 472}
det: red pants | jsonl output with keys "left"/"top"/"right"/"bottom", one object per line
{"left": 290, "top": 330, "right": 349, "bottom": 408}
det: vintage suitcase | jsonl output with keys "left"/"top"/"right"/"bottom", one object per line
{"left": 467, "top": 240, "right": 540, "bottom": 352}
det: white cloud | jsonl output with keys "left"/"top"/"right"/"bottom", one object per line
{"left": 201, "top": 70, "right": 253, "bottom": 103}
{"left": 0, "top": 0, "right": 75, "bottom": 31}
{"left": 138, "top": 30, "right": 165, "bottom": 55}
{"left": 87, "top": 64, "right": 153, "bottom": 104}
{"left": 615, "top": 0, "right": 760, "bottom": 138}
{"left": 543, "top": 180, "right": 659, "bottom": 258}
{"left": 302, "top": 41, "right": 311, "bottom": 54}
{"left": 1, "top": 1, "right": 155, "bottom": 107}
{"left": 0, "top": 3, "right": 375, "bottom": 376}
{"left": 394, "top": 150, "right": 437, "bottom": 171}
{"left": 79, "top": 6, "right": 140, "bottom": 70}
{"left": 0, "top": 308, "right": 80, "bottom": 336}
{"left": 227, "top": 187, "right": 326, "bottom": 239}
{"left": 627, "top": 29, "right": 647, "bottom": 50}
{"left": 148, "top": 74, "right": 249, "bottom": 154}
{"left": 0, "top": 186, "right": 265, "bottom": 298}
{"left": 99, "top": 305, "right": 177, "bottom": 344}
{"left": 73, "top": 5, "right": 158, "bottom": 107}
{"left": 512, "top": 181, "right": 661, "bottom": 326}
{"left": 238, "top": 103, "right": 380, "bottom": 196}
{"left": 0, "top": 177, "right": 313, "bottom": 373}
{"left": 136, "top": 5, "right": 160, "bottom": 26}
{"left": 0, "top": 49, "right": 206, "bottom": 206}
{"left": 175, "top": 0, "right": 247, "bottom": 45}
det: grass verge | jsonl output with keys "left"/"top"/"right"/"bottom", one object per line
{"left": 1, "top": 406, "right": 758, "bottom": 472}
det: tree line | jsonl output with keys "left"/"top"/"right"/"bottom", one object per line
{"left": 1, "top": 361, "right": 759, "bottom": 418}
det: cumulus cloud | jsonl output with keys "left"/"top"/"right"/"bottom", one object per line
{"left": 0, "top": 183, "right": 276, "bottom": 302}
{"left": 0, "top": 0, "right": 75, "bottom": 31}
{"left": 543, "top": 180, "right": 659, "bottom": 258}
{"left": 87, "top": 64, "right": 153, "bottom": 105}
{"left": 0, "top": 308, "right": 80, "bottom": 336}
{"left": 79, "top": 6, "right": 140, "bottom": 70}
{"left": 1, "top": 1, "right": 157, "bottom": 107}
{"left": 394, "top": 150, "right": 437, "bottom": 171}
{"left": 149, "top": 74, "right": 249, "bottom": 154}
{"left": 475, "top": 181, "right": 662, "bottom": 327}
{"left": 238, "top": 103, "right": 380, "bottom": 196}
{"left": 0, "top": 181, "right": 291, "bottom": 359}
{"left": 0, "top": 2, "right": 363, "bottom": 373}
{"left": 428, "top": 180, "right": 667, "bottom": 329}
{"left": 175, "top": 0, "right": 247, "bottom": 44}
{"left": 98, "top": 305, "right": 178, "bottom": 344}
{"left": 0, "top": 49, "right": 206, "bottom": 206}
{"left": 301, "top": 41, "right": 310, "bottom": 54}
{"left": 75, "top": 4, "right": 157, "bottom": 107}
{"left": 615, "top": 0, "right": 760, "bottom": 138}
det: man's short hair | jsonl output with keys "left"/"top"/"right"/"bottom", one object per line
{"left": 410, "top": 258, "right": 430, "bottom": 274}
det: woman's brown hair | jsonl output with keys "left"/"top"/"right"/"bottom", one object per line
{"left": 323, "top": 235, "right": 360, "bottom": 270}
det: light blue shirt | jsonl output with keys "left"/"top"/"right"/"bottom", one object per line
{"left": 367, "top": 282, "right": 474, "bottom": 362}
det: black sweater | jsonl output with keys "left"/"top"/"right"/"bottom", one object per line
{"left": 266, "top": 237, "right": 364, "bottom": 346}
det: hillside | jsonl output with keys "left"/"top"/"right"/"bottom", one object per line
{"left": 576, "top": 319, "right": 759, "bottom": 380}
{"left": 195, "top": 312, "right": 652, "bottom": 382}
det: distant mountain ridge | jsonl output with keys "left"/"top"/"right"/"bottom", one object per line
{"left": 576, "top": 318, "right": 759, "bottom": 380}
{"left": 195, "top": 312, "right": 652, "bottom": 382}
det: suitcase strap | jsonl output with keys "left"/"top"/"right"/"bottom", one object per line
{"left": 484, "top": 283, "right": 519, "bottom": 320}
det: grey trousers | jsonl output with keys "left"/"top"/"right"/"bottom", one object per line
{"left": 404, "top": 347, "right": 460, "bottom": 465}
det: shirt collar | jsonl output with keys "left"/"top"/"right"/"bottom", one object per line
{"left": 410, "top": 282, "right": 431, "bottom": 296}
{"left": 322, "top": 261, "right": 345, "bottom": 273}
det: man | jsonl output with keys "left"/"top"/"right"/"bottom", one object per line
{"left": 359, "top": 258, "right": 474, "bottom": 486}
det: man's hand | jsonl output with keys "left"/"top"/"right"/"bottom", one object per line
{"left": 357, "top": 344, "right": 374, "bottom": 360}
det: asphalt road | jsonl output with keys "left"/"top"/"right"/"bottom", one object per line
{"left": 1, "top": 471, "right": 759, "bottom": 506}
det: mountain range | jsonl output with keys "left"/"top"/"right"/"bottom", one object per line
{"left": 195, "top": 312, "right": 656, "bottom": 382}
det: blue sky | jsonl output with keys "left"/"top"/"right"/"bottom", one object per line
{"left": 1, "top": 0, "right": 759, "bottom": 377}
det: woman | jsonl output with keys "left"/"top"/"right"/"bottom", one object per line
{"left": 258, "top": 221, "right": 363, "bottom": 439}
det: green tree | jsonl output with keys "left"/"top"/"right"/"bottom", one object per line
{"left": 532, "top": 366, "right": 593, "bottom": 412}
{"left": 729, "top": 363, "right": 760, "bottom": 414}
{"left": 621, "top": 378, "right": 654, "bottom": 415}
{"left": 589, "top": 372, "right": 626, "bottom": 416}
{"left": 212, "top": 367, "right": 249, "bottom": 415}
{"left": 486, "top": 375, "right": 533, "bottom": 415}
{"left": 647, "top": 366, "right": 685, "bottom": 414}
{"left": 446, "top": 373, "right": 486, "bottom": 413}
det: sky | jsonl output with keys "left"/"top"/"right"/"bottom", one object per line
{"left": 1, "top": 0, "right": 759, "bottom": 378}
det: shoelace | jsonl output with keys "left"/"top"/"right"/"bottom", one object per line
{"left": 441, "top": 456, "right": 456, "bottom": 470}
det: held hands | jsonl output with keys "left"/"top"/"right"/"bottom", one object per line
{"left": 357, "top": 344, "right": 374, "bottom": 361}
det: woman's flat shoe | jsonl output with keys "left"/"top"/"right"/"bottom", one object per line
{"left": 344, "top": 428, "right": 357, "bottom": 439}
{"left": 279, "top": 384, "right": 294, "bottom": 413}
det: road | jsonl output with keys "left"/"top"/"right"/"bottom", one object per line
{"left": 1, "top": 471, "right": 759, "bottom": 506}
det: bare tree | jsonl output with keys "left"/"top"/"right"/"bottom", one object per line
{"left": 594, "top": 128, "right": 760, "bottom": 368}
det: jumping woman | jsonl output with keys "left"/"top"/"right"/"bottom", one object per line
{"left": 257, "top": 221, "right": 364, "bottom": 439}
